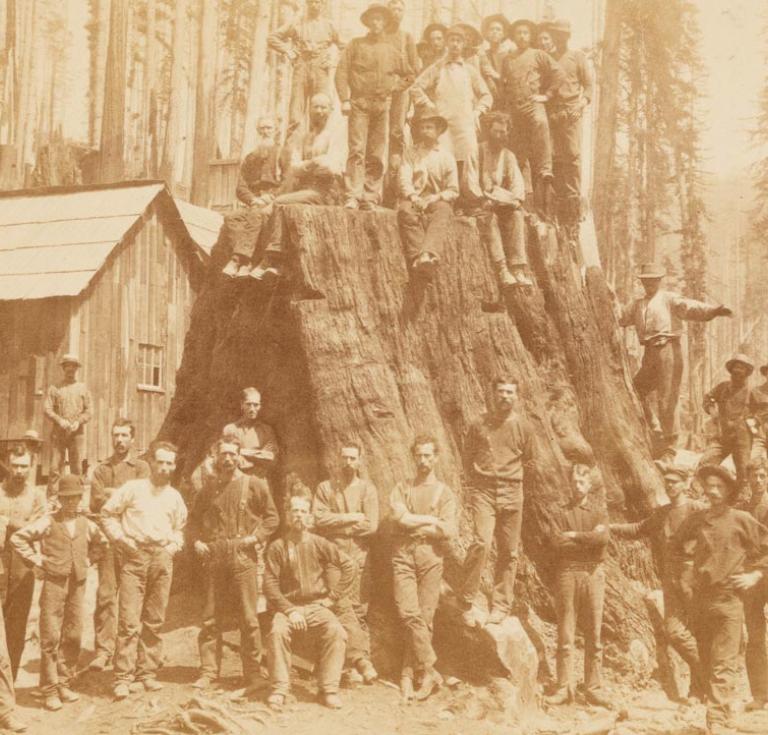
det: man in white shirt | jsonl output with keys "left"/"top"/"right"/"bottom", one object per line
{"left": 101, "top": 441, "right": 187, "bottom": 700}
{"left": 619, "top": 263, "right": 731, "bottom": 457}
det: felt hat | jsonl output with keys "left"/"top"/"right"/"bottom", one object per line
{"left": 540, "top": 18, "right": 572, "bottom": 37}
{"left": 725, "top": 353, "right": 754, "bottom": 375}
{"left": 481, "top": 14, "right": 511, "bottom": 39}
{"left": 360, "top": 3, "right": 393, "bottom": 28}
{"left": 410, "top": 111, "right": 449, "bottom": 137}
{"left": 421, "top": 22, "right": 448, "bottom": 41}
{"left": 510, "top": 18, "right": 538, "bottom": 37}
{"left": 696, "top": 464, "right": 738, "bottom": 498}
{"left": 447, "top": 23, "right": 482, "bottom": 50}
{"left": 58, "top": 474, "right": 84, "bottom": 497}
{"left": 636, "top": 263, "right": 666, "bottom": 280}
{"left": 655, "top": 460, "right": 687, "bottom": 480}
{"left": 60, "top": 353, "right": 81, "bottom": 367}
{"left": 22, "top": 429, "right": 41, "bottom": 444}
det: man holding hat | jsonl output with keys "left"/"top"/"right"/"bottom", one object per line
{"left": 538, "top": 18, "right": 593, "bottom": 233}
{"left": 336, "top": 3, "right": 403, "bottom": 210}
{"left": 700, "top": 353, "right": 758, "bottom": 492}
{"left": 411, "top": 23, "right": 492, "bottom": 199}
{"left": 44, "top": 354, "right": 92, "bottom": 495}
{"left": 416, "top": 23, "right": 447, "bottom": 69}
{"left": 397, "top": 110, "right": 458, "bottom": 279}
{"left": 500, "top": 19, "right": 564, "bottom": 217}
{"left": 611, "top": 462, "right": 706, "bottom": 701}
{"left": 11, "top": 475, "right": 105, "bottom": 711}
{"left": 619, "top": 264, "right": 731, "bottom": 459}
{"left": 672, "top": 464, "right": 768, "bottom": 734}
{"left": 478, "top": 14, "right": 511, "bottom": 106}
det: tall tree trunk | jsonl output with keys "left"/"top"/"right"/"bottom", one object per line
{"left": 242, "top": 0, "right": 272, "bottom": 154}
{"left": 99, "top": 0, "right": 128, "bottom": 182}
{"left": 190, "top": 0, "right": 217, "bottom": 204}
{"left": 160, "top": 0, "right": 187, "bottom": 190}
{"left": 143, "top": 0, "right": 158, "bottom": 176}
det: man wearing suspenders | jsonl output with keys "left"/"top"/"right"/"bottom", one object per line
{"left": 390, "top": 435, "right": 457, "bottom": 702}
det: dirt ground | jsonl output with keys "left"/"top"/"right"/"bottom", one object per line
{"left": 8, "top": 568, "right": 768, "bottom": 735}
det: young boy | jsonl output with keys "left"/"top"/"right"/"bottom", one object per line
{"left": 11, "top": 475, "right": 105, "bottom": 711}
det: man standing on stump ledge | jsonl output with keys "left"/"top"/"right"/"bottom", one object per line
{"left": 460, "top": 377, "right": 533, "bottom": 628}
{"left": 397, "top": 112, "right": 458, "bottom": 280}
{"left": 222, "top": 388, "right": 279, "bottom": 479}
{"left": 619, "top": 263, "right": 732, "bottom": 459}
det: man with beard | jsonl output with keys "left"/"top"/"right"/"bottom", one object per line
{"left": 336, "top": 3, "right": 402, "bottom": 210}
{"left": 222, "top": 388, "right": 279, "bottom": 479}
{"left": 610, "top": 463, "right": 706, "bottom": 701}
{"left": 268, "top": 0, "right": 342, "bottom": 128}
{"left": 0, "top": 447, "right": 46, "bottom": 680}
{"left": 264, "top": 489, "right": 353, "bottom": 710}
{"left": 499, "top": 19, "right": 564, "bottom": 217}
{"left": 390, "top": 435, "right": 457, "bottom": 702}
{"left": 474, "top": 112, "right": 531, "bottom": 288}
{"left": 190, "top": 438, "right": 279, "bottom": 692}
{"left": 102, "top": 442, "right": 187, "bottom": 700}
{"left": 89, "top": 419, "right": 150, "bottom": 672}
{"left": 619, "top": 263, "right": 731, "bottom": 459}
{"left": 460, "top": 378, "right": 533, "bottom": 628}
{"left": 411, "top": 24, "right": 492, "bottom": 199}
{"left": 397, "top": 111, "right": 458, "bottom": 279}
{"left": 537, "top": 19, "right": 593, "bottom": 233}
{"left": 739, "top": 460, "right": 768, "bottom": 710}
{"left": 700, "top": 354, "right": 759, "bottom": 494}
{"left": 222, "top": 118, "right": 281, "bottom": 278}
{"left": 312, "top": 442, "right": 379, "bottom": 684}
{"left": 672, "top": 465, "right": 768, "bottom": 735}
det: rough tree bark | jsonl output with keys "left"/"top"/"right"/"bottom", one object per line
{"left": 99, "top": 0, "right": 128, "bottom": 182}
{"left": 161, "top": 207, "right": 664, "bottom": 681}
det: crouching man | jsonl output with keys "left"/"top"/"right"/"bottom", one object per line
{"left": 546, "top": 462, "right": 611, "bottom": 708}
{"left": 263, "top": 488, "right": 354, "bottom": 711}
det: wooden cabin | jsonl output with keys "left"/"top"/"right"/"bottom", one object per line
{"left": 0, "top": 180, "right": 222, "bottom": 476}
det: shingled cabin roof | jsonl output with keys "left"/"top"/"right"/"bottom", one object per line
{"left": 0, "top": 180, "right": 222, "bottom": 301}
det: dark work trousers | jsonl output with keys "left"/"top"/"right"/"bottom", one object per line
{"left": 392, "top": 539, "right": 443, "bottom": 673}
{"left": 0, "top": 547, "right": 35, "bottom": 680}
{"left": 288, "top": 57, "right": 332, "bottom": 128}
{"left": 39, "top": 574, "right": 85, "bottom": 696}
{"left": 267, "top": 604, "right": 346, "bottom": 696}
{"left": 510, "top": 102, "right": 553, "bottom": 181}
{"left": 345, "top": 96, "right": 390, "bottom": 204}
{"left": 198, "top": 559, "right": 262, "bottom": 685}
{"left": 325, "top": 542, "right": 371, "bottom": 665}
{"left": 114, "top": 546, "right": 173, "bottom": 684}
{"left": 700, "top": 428, "right": 753, "bottom": 490}
{"left": 550, "top": 107, "right": 583, "bottom": 225}
{"left": 461, "top": 490, "right": 523, "bottom": 614}
{"left": 690, "top": 588, "right": 743, "bottom": 728}
{"left": 48, "top": 430, "right": 86, "bottom": 497}
{"left": 93, "top": 544, "right": 120, "bottom": 661}
{"left": 633, "top": 338, "right": 683, "bottom": 447}
{"left": 0, "top": 601, "right": 16, "bottom": 719}
{"left": 397, "top": 200, "right": 452, "bottom": 264}
{"left": 554, "top": 564, "right": 605, "bottom": 693}
{"left": 744, "top": 578, "right": 768, "bottom": 703}
{"left": 224, "top": 208, "right": 270, "bottom": 262}
{"left": 476, "top": 206, "right": 527, "bottom": 270}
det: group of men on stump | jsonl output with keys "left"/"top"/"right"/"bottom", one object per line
{"left": 223, "top": 4, "right": 592, "bottom": 289}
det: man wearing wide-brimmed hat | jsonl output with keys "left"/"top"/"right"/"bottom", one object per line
{"left": 611, "top": 461, "right": 706, "bottom": 702}
{"left": 700, "top": 353, "right": 758, "bottom": 491}
{"left": 537, "top": 18, "right": 593, "bottom": 232}
{"left": 499, "top": 18, "right": 564, "bottom": 217}
{"left": 619, "top": 263, "right": 731, "bottom": 459}
{"left": 44, "top": 355, "right": 92, "bottom": 497}
{"left": 397, "top": 110, "right": 458, "bottom": 279}
{"left": 416, "top": 23, "right": 448, "bottom": 69}
{"left": 673, "top": 464, "right": 768, "bottom": 734}
{"left": 336, "top": 3, "right": 403, "bottom": 210}
{"left": 411, "top": 23, "right": 492, "bottom": 199}
{"left": 478, "top": 14, "right": 512, "bottom": 105}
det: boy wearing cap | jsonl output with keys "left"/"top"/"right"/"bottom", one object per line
{"left": 610, "top": 463, "right": 705, "bottom": 701}
{"left": 619, "top": 264, "right": 731, "bottom": 459}
{"left": 478, "top": 15, "right": 511, "bottom": 105}
{"left": 411, "top": 24, "right": 492, "bottom": 199}
{"left": 672, "top": 465, "right": 768, "bottom": 734}
{"left": 397, "top": 111, "right": 458, "bottom": 279}
{"left": 700, "top": 354, "right": 758, "bottom": 492}
{"left": 44, "top": 355, "right": 92, "bottom": 494}
{"left": 336, "top": 3, "right": 403, "bottom": 210}
{"left": 11, "top": 475, "right": 105, "bottom": 711}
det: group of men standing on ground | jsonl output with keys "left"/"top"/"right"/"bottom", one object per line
{"left": 222, "top": 3, "right": 592, "bottom": 289}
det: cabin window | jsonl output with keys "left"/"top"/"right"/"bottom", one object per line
{"left": 138, "top": 344, "right": 164, "bottom": 391}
